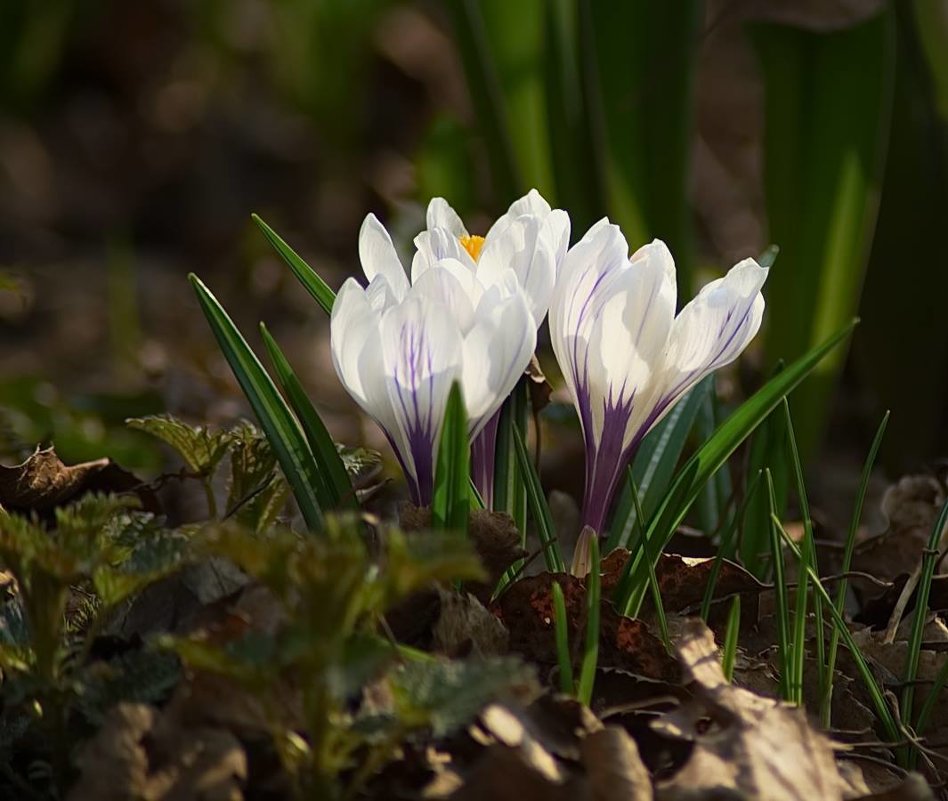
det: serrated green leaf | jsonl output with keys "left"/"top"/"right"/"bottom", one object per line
{"left": 225, "top": 423, "right": 289, "bottom": 532}
{"left": 252, "top": 214, "right": 335, "bottom": 315}
{"left": 189, "top": 273, "right": 327, "bottom": 532}
{"left": 260, "top": 323, "right": 354, "bottom": 511}
{"left": 387, "top": 657, "right": 538, "bottom": 737}
{"left": 614, "top": 320, "right": 857, "bottom": 615}
{"left": 126, "top": 414, "right": 232, "bottom": 476}
{"left": 432, "top": 382, "right": 469, "bottom": 537}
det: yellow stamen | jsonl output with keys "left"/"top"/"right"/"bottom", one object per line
{"left": 459, "top": 234, "right": 486, "bottom": 261}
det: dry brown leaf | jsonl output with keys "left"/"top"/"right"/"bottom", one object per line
{"left": 433, "top": 589, "right": 508, "bottom": 657}
{"left": 69, "top": 702, "right": 246, "bottom": 801}
{"left": 494, "top": 573, "right": 679, "bottom": 682}
{"left": 600, "top": 549, "right": 766, "bottom": 613}
{"left": 581, "top": 726, "right": 653, "bottom": 801}
{"left": 0, "top": 446, "right": 158, "bottom": 513}
{"left": 441, "top": 744, "right": 576, "bottom": 801}
{"left": 653, "top": 619, "right": 845, "bottom": 801}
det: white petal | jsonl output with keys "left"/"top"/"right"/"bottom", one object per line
{"left": 330, "top": 278, "right": 392, "bottom": 433}
{"left": 658, "top": 258, "right": 769, "bottom": 416}
{"left": 380, "top": 297, "right": 463, "bottom": 500}
{"left": 549, "top": 218, "right": 629, "bottom": 405}
{"left": 477, "top": 216, "right": 556, "bottom": 325}
{"left": 462, "top": 287, "right": 537, "bottom": 435}
{"left": 410, "top": 265, "right": 476, "bottom": 333}
{"left": 507, "top": 188, "right": 552, "bottom": 218}
{"left": 543, "top": 208, "right": 571, "bottom": 268}
{"left": 411, "top": 228, "right": 476, "bottom": 283}
{"left": 359, "top": 214, "right": 409, "bottom": 302}
{"left": 426, "top": 197, "right": 467, "bottom": 238}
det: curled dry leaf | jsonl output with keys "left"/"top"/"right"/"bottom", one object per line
{"left": 581, "top": 726, "right": 652, "bottom": 801}
{"left": 854, "top": 473, "right": 946, "bottom": 585}
{"left": 493, "top": 573, "right": 679, "bottom": 682}
{"left": 600, "top": 549, "right": 766, "bottom": 613}
{"left": 69, "top": 702, "right": 246, "bottom": 801}
{"left": 526, "top": 355, "right": 553, "bottom": 416}
{"left": 433, "top": 588, "right": 509, "bottom": 657}
{"left": 653, "top": 619, "right": 846, "bottom": 801}
{"left": 0, "top": 446, "right": 158, "bottom": 513}
{"left": 400, "top": 503, "right": 525, "bottom": 593}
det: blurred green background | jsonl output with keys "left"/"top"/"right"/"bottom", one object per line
{"left": 1, "top": 0, "right": 946, "bottom": 496}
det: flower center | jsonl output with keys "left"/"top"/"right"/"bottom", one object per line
{"left": 459, "top": 234, "right": 485, "bottom": 262}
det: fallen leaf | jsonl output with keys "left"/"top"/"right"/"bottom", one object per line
{"left": 433, "top": 589, "right": 509, "bottom": 657}
{"left": 581, "top": 726, "right": 653, "bottom": 801}
{"left": 653, "top": 619, "right": 846, "bottom": 801}
{"left": 0, "top": 446, "right": 157, "bottom": 513}
{"left": 69, "top": 702, "right": 247, "bottom": 801}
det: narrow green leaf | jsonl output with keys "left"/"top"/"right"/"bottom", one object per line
{"left": 512, "top": 422, "right": 565, "bottom": 573}
{"left": 767, "top": 469, "right": 793, "bottom": 701}
{"left": 432, "top": 382, "right": 470, "bottom": 537}
{"left": 783, "top": 398, "right": 825, "bottom": 708}
{"left": 756, "top": 10, "right": 895, "bottom": 455}
{"left": 902, "top": 497, "right": 948, "bottom": 733}
{"left": 627, "top": 473, "right": 670, "bottom": 653}
{"left": 551, "top": 581, "right": 574, "bottom": 694}
{"left": 259, "top": 323, "right": 355, "bottom": 511}
{"left": 721, "top": 595, "right": 741, "bottom": 683}
{"left": 605, "top": 376, "right": 709, "bottom": 553}
{"left": 822, "top": 410, "right": 889, "bottom": 727}
{"left": 693, "top": 377, "right": 734, "bottom": 536}
{"left": 586, "top": 0, "right": 701, "bottom": 293}
{"left": 576, "top": 533, "right": 600, "bottom": 706}
{"left": 444, "top": 0, "right": 522, "bottom": 202}
{"left": 775, "top": 517, "right": 900, "bottom": 744}
{"left": 189, "top": 274, "right": 325, "bottom": 531}
{"left": 252, "top": 214, "right": 336, "bottom": 315}
{"left": 614, "top": 320, "right": 857, "bottom": 615}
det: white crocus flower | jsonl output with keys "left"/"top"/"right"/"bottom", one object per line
{"left": 550, "top": 219, "right": 769, "bottom": 574}
{"left": 331, "top": 215, "right": 536, "bottom": 506}
{"left": 412, "top": 190, "right": 569, "bottom": 504}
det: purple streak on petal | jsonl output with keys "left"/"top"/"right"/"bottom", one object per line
{"left": 471, "top": 410, "right": 500, "bottom": 508}
{"left": 579, "top": 385, "right": 641, "bottom": 534}
{"left": 387, "top": 316, "right": 441, "bottom": 505}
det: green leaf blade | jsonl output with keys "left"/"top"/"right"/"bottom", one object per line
{"left": 189, "top": 273, "right": 326, "bottom": 532}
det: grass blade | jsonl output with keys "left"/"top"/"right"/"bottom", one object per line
{"left": 722, "top": 595, "right": 741, "bottom": 683}
{"left": 766, "top": 469, "right": 793, "bottom": 701}
{"left": 822, "top": 410, "right": 889, "bottom": 726}
{"left": 614, "top": 320, "right": 857, "bottom": 615}
{"left": 432, "top": 382, "right": 470, "bottom": 537}
{"left": 189, "top": 274, "right": 326, "bottom": 531}
{"left": 551, "top": 581, "right": 574, "bottom": 694}
{"left": 694, "top": 377, "right": 733, "bottom": 535}
{"left": 252, "top": 214, "right": 336, "bottom": 315}
{"left": 259, "top": 323, "right": 354, "bottom": 511}
{"left": 626, "top": 473, "right": 670, "bottom": 652}
{"left": 774, "top": 516, "right": 900, "bottom": 744}
{"left": 605, "top": 376, "right": 708, "bottom": 552}
{"left": 783, "top": 398, "right": 824, "bottom": 707}
{"left": 576, "top": 533, "right": 600, "bottom": 705}
{"left": 699, "top": 471, "right": 762, "bottom": 621}
{"left": 512, "top": 421, "right": 564, "bottom": 573}
{"left": 901, "top": 497, "right": 948, "bottom": 735}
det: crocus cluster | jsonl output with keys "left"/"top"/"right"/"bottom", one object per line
{"left": 331, "top": 191, "right": 768, "bottom": 572}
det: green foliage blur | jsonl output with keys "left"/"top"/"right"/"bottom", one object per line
{"left": 2, "top": 0, "right": 947, "bottom": 471}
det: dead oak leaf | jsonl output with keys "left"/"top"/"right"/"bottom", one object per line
{"left": 653, "top": 619, "right": 845, "bottom": 801}
{"left": 0, "top": 446, "right": 158, "bottom": 513}
{"left": 69, "top": 702, "right": 247, "bottom": 801}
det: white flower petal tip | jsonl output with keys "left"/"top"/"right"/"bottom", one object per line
{"left": 359, "top": 213, "right": 409, "bottom": 302}
{"left": 333, "top": 201, "right": 547, "bottom": 506}
{"left": 551, "top": 227, "right": 769, "bottom": 537}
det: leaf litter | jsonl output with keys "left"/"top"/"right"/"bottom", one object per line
{"left": 1, "top": 425, "right": 947, "bottom": 799}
